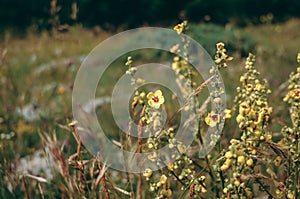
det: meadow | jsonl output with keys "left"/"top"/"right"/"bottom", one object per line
{"left": 0, "top": 18, "right": 300, "bottom": 198}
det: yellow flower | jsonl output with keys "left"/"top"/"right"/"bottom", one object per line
{"left": 225, "top": 151, "right": 233, "bottom": 159}
{"left": 161, "top": 189, "right": 172, "bottom": 198}
{"left": 274, "top": 156, "right": 282, "bottom": 167}
{"left": 236, "top": 114, "right": 245, "bottom": 123}
{"left": 289, "top": 88, "right": 300, "bottom": 100}
{"left": 255, "top": 83, "right": 263, "bottom": 91}
{"left": 240, "top": 76, "right": 246, "bottom": 83}
{"left": 205, "top": 112, "right": 220, "bottom": 127}
{"left": 220, "top": 164, "right": 229, "bottom": 171}
{"left": 246, "top": 84, "right": 253, "bottom": 92}
{"left": 224, "top": 109, "right": 232, "bottom": 119}
{"left": 167, "top": 163, "right": 174, "bottom": 171}
{"left": 237, "top": 155, "right": 245, "bottom": 164}
{"left": 297, "top": 53, "right": 300, "bottom": 63}
{"left": 159, "top": 174, "right": 168, "bottom": 185}
{"left": 221, "top": 158, "right": 232, "bottom": 171}
{"left": 147, "top": 90, "right": 164, "bottom": 109}
{"left": 234, "top": 180, "right": 240, "bottom": 187}
{"left": 173, "top": 24, "right": 183, "bottom": 34}
{"left": 143, "top": 168, "right": 153, "bottom": 179}
{"left": 216, "top": 42, "right": 225, "bottom": 50}
{"left": 173, "top": 21, "right": 188, "bottom": 34}
{"left": 239, "top": 102, "right": 250, "bottom": 115}
{"left": 246, "top": 158, "right": 254, "bottom": 166}
{"left": 125, "top": 56, "right": 132, "bottom": 66}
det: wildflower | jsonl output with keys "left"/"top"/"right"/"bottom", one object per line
{"left": 161, "top": 189, "right": 172, "bottom": 198}
{"left": 170, "top": 44, "right": 180, "bottom": 53}
{"left": 223, "top": 187, "right": 228, "bottom": 194}
{"left": 236, "top": 114, "right": 245, "bottom": 123}
{"left": 216, "top": 42, "right": 225, "bottom": 50}
{"left": 125, "top": 56, "right": 132, "bottom": 66}
{"left": 246, "top": 84, "right": 253, "bottom": 92}
{"left": 221, "top": 52, "right": 233, "bottom": 62}
{"left": 224, "top": 109, "right": 232, "bottom": 118}
{"left": 159, "top": 174, "right": 168, "bottom": 185}
{"left": 240, "top": 76, "right": 246, "bottom": 83}
{"left": 167, "top": 163, "right": 174, "bottom": 171}
{"left": 237, "top": 155, "right": 245, "bottom": 164}
{"left": 173, "top": 21, "right": 188, "bottom": 34}
{"left": 221, "top": 158, "right": 232, "bottom": 171}
{"left": 297, "top": 52, "right": 300, "bottom": 63}
{"left": 225, "top": 151, "right": 233, "bottom": 159}
{"left": 274, "top": 156, "right": 282, "bottom": 167}
{"left": 143, "top": 168, "right": 153, "bottom": 179}
{"left": 147, "top": 90, "right": 165, "bottom": 109}
{"left": 205, "top": 112, "right": 220, "bottom": 127}
{"left": 234, "top": 180, "right": 240, "bottom": 187}
{"left": 131, "top": 92, "right": 145, "bottom": 109}
{"left": 239, "top": 102, "right": 250, "bottom": 115}
{"left": 246, "top": 158, "right": 253, "bottom": 166}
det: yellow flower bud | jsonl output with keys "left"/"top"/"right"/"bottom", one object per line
{"left": 236, "top": 114, "right": 245, "bottom": 123}
{"left": 223, "top": 188, "right": 228, "bottom": 194}
{"left": 143, "top": 168, "right": 153, "bottom": 179}
{"left": 225, "top": 151, "right": 233, "bottom": 159}
{"left": 237, "top": 156, "right": 245, "bottom": 164}
{"left": 159, "top": 174, "right": 167, "bottom": 184}
{"left": 246, "top": 158, "right": 254, "bottom": 166}
{"left": 221, "top": 164, "right": 229, "bottom": 171}
{"left": 234, "top": 180, "right": 240, "bottom": 187}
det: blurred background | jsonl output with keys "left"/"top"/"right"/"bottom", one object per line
{"left": 0, "top": 0, "right": 300, "bottom": 32}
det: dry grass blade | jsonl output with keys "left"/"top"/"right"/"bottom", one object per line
{"left": 94, "top": 162, "right": 109, "bottom": 189}
{"left": 25, "top": 174, "right": 48, "bottom": 183}
{"left": 113, "top": 186, "right": 132, "bottom": 196}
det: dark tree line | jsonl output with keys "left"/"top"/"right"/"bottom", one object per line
{"left": 0, "top": 0, "right": 299, "bottom": 30}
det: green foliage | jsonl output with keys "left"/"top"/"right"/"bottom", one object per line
{"left": 188, "top": 23, "right": 255, "bottom": 56}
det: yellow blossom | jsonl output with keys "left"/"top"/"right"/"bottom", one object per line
{"left": 216, "top": 42, "right": 225, "bottom": 50}
{"left": 147, "top": 90, "right": 165, "bottom": 109}
{"left": 240, "top": 76, "right": 246, "bottom": 83}
{"left": 274, "top": 156, "right": 282, "bottom": 166}
{"left": 225, "top": 151, "right": 233, "bottom": 159}
{"left": 224, "top": 109, "right": 232, "bottom": 118}
{"left": 205, "top": 112, "right": 220, "bottom": 127}
{"left": 143, "top": 168, "right": 153, "bottom": 179}
{"left": 237, "top": 155, "right": 245, "bottom": 164}
{"left": 221, "top": 158, "right": 232, "bottom": 171}
{"left": 161, "top": 189, "right": 172, "bottom": 198}
{"left": 239, "top": 102, "right": 250, "bottom": 115}
{"left": 173, "top": 24, "right": 183, "bottom": 34}
{"left": 221, "top": 164, "right": 229, "bottom": 171}
{"left": 167, "top": 163, "right": 174, "bottom": 171}
{"left": 236, "top": 114, "right": 245, "bottom": 123}
{"left": 255, "top": 83, "right": 263, "bottom": 91}
{"left": 246, "top": 158, "right": 254, "bottom": 166}
{"left": 215, "top": 58, "right": 222, "bottom": 64}
{"left": 159, "top": 174, "right": 168, "bottom": 185}
{"left": 234, "top": 180, "right": 240, "bottom": 187}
